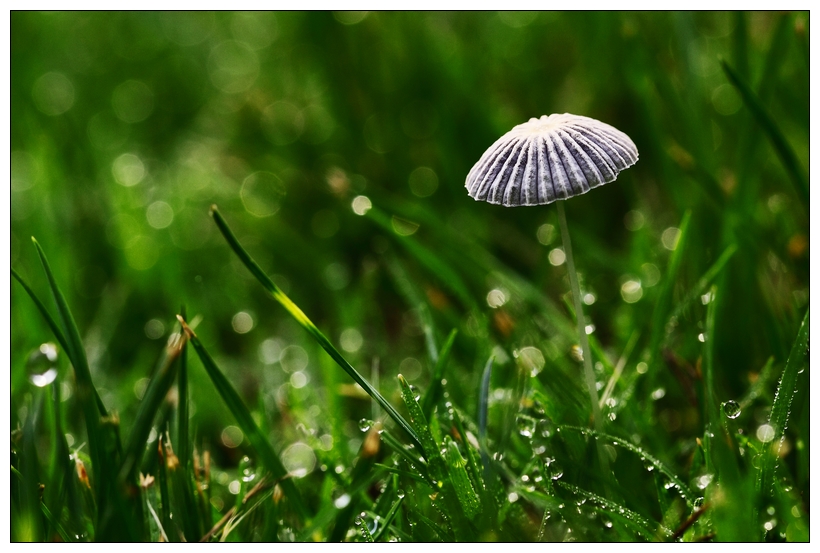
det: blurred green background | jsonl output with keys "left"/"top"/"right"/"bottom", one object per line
{"left": 11, "top": 11, "right": 809, "bottom": 540}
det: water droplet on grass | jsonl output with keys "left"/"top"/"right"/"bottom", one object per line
{"left": 517, "top": 415, "right": 536, "bottom": 437}
{"left": 722, "top": 400, "right": 741, "bottom": 419}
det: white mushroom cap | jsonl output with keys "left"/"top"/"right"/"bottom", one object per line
{"left": 465, "top": 113, "right": 639, "bottom": 207}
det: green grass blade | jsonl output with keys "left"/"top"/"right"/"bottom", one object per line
{"left": 379, "top": 430, "right": 433, "bottom": 487}
{"left": 29, "top": 238, "right": 134, "bottom": 537}
{"left": 421, "top": 329, "right": 457, "bottom": 419}
{"left": 120, "top": 333, "right": 186, "bottom": 484}
{"left": 18, "top": 393, "right": 45, "bottom": 542}
{"left": 178, "top": 315, "right": 310, "bottom": 521}
{"left": 370, "top": 495, "right": 405, "bottom": 542}
{"left": 720, "top": 59, "right": 808, "bottom": 206}
{"left": 397, "top": 375, "right": 446, "bottom": 480}
{"left": 40, "top": 502, "right": 73, "bottom": 543}
{"left": 31, "top": 239, "right": 106, "bottom": 415}
{"left": 758, "top": 307, "right": 809, "bottom": 501}
{"left": 176, "top": 305, "right": 190, "bottom": 471}
{"left": 558, "top": 425, "right": 697, "bottom": 508}
{"left": 451, "top": 407, "right": 485, "bottom": 493}
{"left": 478, "top": 355, "right": 493, "bottom": 475}
{"left": 209, "top": 205, "right": 423, "bottom": 455}
{"left": 443, "top": 436, "right": 480, "bottom": 519}
{"left": 156, "top": 436, "right": 176, "bottom": 542}
{"left": 11, "top": 268, "right": 70, "bottom": 355}
{"left": 172, "top": 306, "right": 201, "bottom": 541}
{"left": 703, "top": 285, "right": 719, "bottom": 431}
{"left": 45, "top": 380, "right": 74, "bottom": 537}
{"left": 555, "top": 481, "right": 672, "bottom": 540}
{"left": 11, "top": 267, "right": 106, "bottom": 416}
{"left": 355, "top": 514, "right": 375, "bottom": 542}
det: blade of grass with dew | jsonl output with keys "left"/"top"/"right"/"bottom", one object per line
{"left": 178, "top": 316, "right": 309, "bottom": 521}
{"left": 451, "top": 407, "right": 486, "bottom": 497}
{"left": 11, "top": 268, "right": 106, "bottom": 416}
{"left": 373, "top": 463, "right": 428, "bottom": 484}
{"left": 720, "top": 59, "right": 808, "bottom": 206}
{"left": 442, "top": 435, "right": 480, "bottom": 520}
{"left": 30, "top": 238, "right": 137, "bottom": 538}
{"left": 327, "top": 457, "right": 386, "bottom": 542}
{"left": 478, "top": 355, "right": 493, "bottom": 477}
{"left": 558, "top": 425, "right": 697, "bottom": 508}
{"left": 398, "top": 372, "right": 474, "bottom": 537}
{"left": 356, "top": 515, "right": 375, "bottom": 542}
{"left": 555, "top": 481, "right": 672, "bottom": 540}
{"left": 120, "top": 332, "right": 186, "bottom": 484}
{"left": 397, "top": 375, "right": 449, "bottom": 482}
{"left": 379, "top": 429, "right": 432, "bottom": 486}
{"left": 370, "top": 495, "right": 405, "bottom": 542}
{"left": 703, "top": 287, "right": 757, "bottom": 541}
{"left": 408, "top": 506, "right": 453, "bottom": 541}
{"left": 703, "top": 286, "right": 719, "bottom": 438}
{"left": 210, "top": 205, "right": 423, "bottom": 455}
{"left": 421, "top": 329, "right": 457, "bottom": 419}
{"left": 649, "top": 210, "right": 692, "bottom": 365}
{"left": 757, "top": 308, "right": 809, "bottom": 503}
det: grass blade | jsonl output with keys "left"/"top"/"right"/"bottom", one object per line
{"left": 156, "top": 436, "right": 176, "bottom": 542}
{"left": 478, "top": 355, "right": 493, "bottom": 476}
{"left": 558, "top": 425, "right": 697, "bottom": 508}
{"left": 720, "top": 58, "right": 808, "bottom": 206}
{"left": 11, "top": 268, "right": 106, "bottom": 416}
{"left": 370, "top": 495, "right": 405, "bottom": 542}
{"left": 29, "top": 238, "right": 137, "bottom": 538}
{"left": 421, "top": 329, "right": 457, "bottom": 419}
{"left": 757, "top": 308, "right": 809, "bottom": 502}
{"left": 443, "top": 436, "right": 480, "bottom": 519}
{"left": 120, "top": 332, "right": 186, "bottom": 484}
{"left": 209, "top": 205, "right": 423, "bottom": 455}
{"left": 397, "top": 374, "right": 445, "bottom": 479}
{"left": 12, "top": 268, "right": 69, "bottom": 355}
{"left": 177, "top": 315, "right": 310, "bottom": 521}
{"left": 176, "top": 305, "right": 190, "bottom": 471}
{"left": 555, "top": 481, "right": 672, "bottom": 540}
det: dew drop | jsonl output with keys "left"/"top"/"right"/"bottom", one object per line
{"left": 721, "top": 400, "right": 741, "bottom": 419}
{"left": 358, "top": 419, "right": 374, "bottom": 432}
{"left": 517, "top": 415, "right": 536, "bottom": 438}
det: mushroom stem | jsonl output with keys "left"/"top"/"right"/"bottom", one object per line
{"left": 556, "top": 201, "right": 605, "bottom": 436}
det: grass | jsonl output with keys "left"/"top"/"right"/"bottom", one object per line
{"left": 10, "top": 11, "right": 809, "bottom": 542}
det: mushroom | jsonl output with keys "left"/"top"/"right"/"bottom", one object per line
{"left": 465, "top": 113, "right": 639, "bottom": 433}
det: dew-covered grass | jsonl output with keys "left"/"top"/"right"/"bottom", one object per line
{"left": 10, "top": 11, "right": 809, "bottom": 542}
